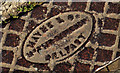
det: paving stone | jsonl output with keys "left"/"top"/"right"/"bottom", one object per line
{"left": 78, "top": 47, "right": 94, "bottom": 60}
{"left": 31, "top": 6, "right": 47, "bottom": 20}
{"left": 107, "top": 2, "right": 120, "bottom": 14}
{"left": 4, "top": 34, "right": 20, "bottom": 47}
{"left": 74, "top": 61, "right": 90, "bottom": 73}
{"left": 9, "top": 19, "right": 25, "bottom": 32}
{"left": 26, "top": 20, "right": 37, "bottom": 32}
{"left": 2, "top": 50, "right": 14, "bottom": 64}
{"left": 90, "top": 2, "right": 105, "bottom": 13}
{"left": 71, "top": 2, "right": 87, "bottom": 11}
{"left": 53, "top": 62, "right": 72, "bottom": 73}
{"left": 96, "top": 33, "right": 116, "bottom": 47}
{"left": 33, "top": 63, "right": 50, "bottom": 71}
{"left": 103, "top": 17, "right": 120, "bottom": 30}
{"left": 96, "top": 48, "right": 113, "bottom": 62}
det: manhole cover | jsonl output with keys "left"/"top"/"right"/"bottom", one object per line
{"left": 23, "top": 12, "right": 93, "bottom": 63}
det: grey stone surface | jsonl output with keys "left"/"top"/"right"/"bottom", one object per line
{"left": 1, "top": 2, "right": 26, "bottom": 21}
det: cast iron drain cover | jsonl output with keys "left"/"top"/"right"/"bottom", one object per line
{"left": 23, "top": 12, "right": 93, "bottom": 63}
{"left": 1, "top": 1, "right": 120, "bottom": 73}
